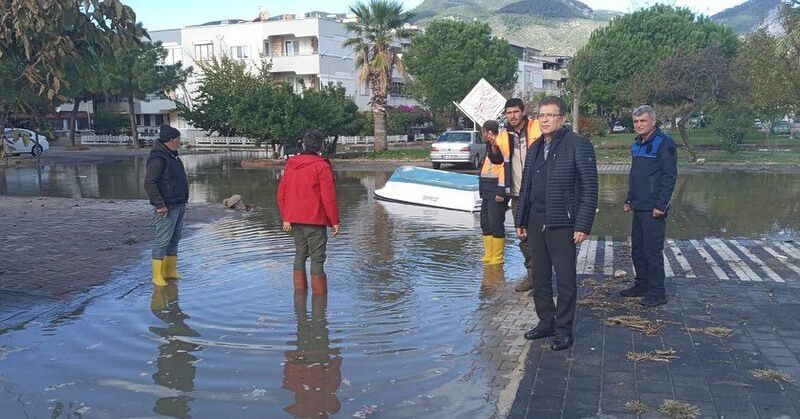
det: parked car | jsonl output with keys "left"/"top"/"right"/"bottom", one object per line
{"left": 771, "top": 120, "right": 792, "bottom": 136}
{"left": 429, "top": 130, "right": 485, "bottom": 170}
{"left": 2, "top": 128, "right": 50, "bottom": 157}
{"left": 612, "top": 123, "right": 627, "bottom": 133}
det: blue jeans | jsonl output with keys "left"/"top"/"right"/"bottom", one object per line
{"left": 152, "top": 204, "right": 186, "bottom": 259}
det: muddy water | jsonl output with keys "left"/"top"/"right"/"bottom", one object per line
{"left": 0, "top": 154, "right": 799, "bottom": 417}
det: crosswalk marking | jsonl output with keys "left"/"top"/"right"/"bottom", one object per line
{"left": 584, "top": 239, "right": 598, "bottom": 275}
{"left": 776, "top": 242, "right": 800, "bottom": 260}
{"left": 763, "top": 245, "right": 800, "bottom": 277}
{"left": 663, "top": 248, "right": 675, "bottom": 278}
{"left": 707, "top": 239, "right": 761, "bottom": 282}
{"left": 572, "top": 238, "right": 800, "bottom": 283}
{"left": 667, "top": 240, "right": 696, "bottom": 278}
{"left": 730, "top": 240, "right": 784, "bottom": 283}
{"left": 690, "top": 239, "right": 729, "bottom": 280}
{"left": 576, "top": 239, "right": 590, "bottom": 274}
{"left": 603, "top": 236, "right": 614, "bottom": 276}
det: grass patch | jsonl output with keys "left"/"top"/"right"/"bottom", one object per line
{"left": 751, "top": 369, "right": 794, "bottom": 384}
{"left": 334, "top": 148, "right": 429, "bottom": 160}
{"left": 625, "top": 349, "right": 678, "bottom": 363}
{"left": 684, "top": 326, "right": 733, "bottom": 338}
{"left": 625, "top": 400, "right": 649, "bottom": 415}
{"left": 604, "top": 315, "right": 664, "bottom": 336}
{"left": 659, "top": 400, "right": 701, "bottom": 419}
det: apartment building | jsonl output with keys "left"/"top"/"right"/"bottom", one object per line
{"left": 148, "top": 13, "right": 418, "bottom": 130}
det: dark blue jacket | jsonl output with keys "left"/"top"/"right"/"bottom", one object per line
{"left": 626, "top": 129, "right": 678, "bottom": 212}
{"left": 515, "top": 127, "right": 598, "bottom": 234}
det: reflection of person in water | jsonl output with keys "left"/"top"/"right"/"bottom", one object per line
{"left": 283, "top": 293, "right": 342, "bottom": 417}
{"left": 150, "top": 283, "right": 202, "bottom": 418}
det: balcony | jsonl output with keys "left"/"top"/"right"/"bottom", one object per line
{"left": 542, "top": 69, "right": 566, "bottom": 81}
{"left": 266, "top": 54, "right": 320, "bottom": 75}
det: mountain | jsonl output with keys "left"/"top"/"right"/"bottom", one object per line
{"left": 711, "top": 0, "right": 782, "bottom": 34}
{"left": 411, "top": 0, "right": 620, "bottom": 55}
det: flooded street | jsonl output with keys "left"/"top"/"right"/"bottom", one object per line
{"left": 1, "top": 153, "right": 800, "bottom": 417}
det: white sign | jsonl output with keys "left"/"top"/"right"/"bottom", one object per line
{"left": 455, "top": 78, "right": 507, "bottom": 127}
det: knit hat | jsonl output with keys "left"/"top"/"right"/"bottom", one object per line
{"left": 159, "top": 125, "right": 180, "bottom": 143}
{"left": 302, "top": 130, "right": 325, "bottom": 153}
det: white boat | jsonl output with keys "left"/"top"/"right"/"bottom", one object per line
{"left": 374, "top": 166, "right": 481, "bottom": 212}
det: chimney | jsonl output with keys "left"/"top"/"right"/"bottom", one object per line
{"left": 257, "top": 6, "right": 270, "bottom": 21}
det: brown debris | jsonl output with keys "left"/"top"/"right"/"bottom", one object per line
{"left": 625, "top": 349, "right": 678, "bottom": 363}
{"left": 604, "top": 315, "right": 664, "bottom": 336}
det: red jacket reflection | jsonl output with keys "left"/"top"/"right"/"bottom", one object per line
{"left": 278, "top": 152, "right": 340, "bottom": 227}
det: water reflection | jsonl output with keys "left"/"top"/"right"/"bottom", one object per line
{"left": 149, "top": 283, "right": 201, "bottom": 418}
{"left": 283, "top": 293, "right": 342, "bottom": 418}
{"left": 480, "top": 265, "right": 505, "bottom": 299}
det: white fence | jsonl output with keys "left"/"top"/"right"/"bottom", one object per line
{"left": 79, "top": 133, "right": 426, "bottom": 148}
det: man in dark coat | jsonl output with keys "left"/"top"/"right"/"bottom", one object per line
{"left": 515, "top": 96, "right": 598, "bottom": 351}
{"left": 144, "top": 125, "right": 189, "bottom": 286}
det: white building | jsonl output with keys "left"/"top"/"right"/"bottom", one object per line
{"left": 149, "top": 13, "right": 418, "bottom": 131}
{"left": 508, "top": 44, "right": 570, "bottom": 98}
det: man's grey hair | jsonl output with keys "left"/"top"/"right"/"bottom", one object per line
{"left": 632, "top": 105, "right": 656, "bottom": 119}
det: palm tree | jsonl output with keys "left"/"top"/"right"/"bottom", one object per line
{"left": 344, "top": 0, "right": 414, "bottom": 152}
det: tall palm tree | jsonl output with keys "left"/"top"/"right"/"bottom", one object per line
{"left": 344, "top": 0, "right": 414, "bottom": 152}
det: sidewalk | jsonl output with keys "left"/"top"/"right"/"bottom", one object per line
{"left": 508, "top": 238, "right": 800, "bottom": 418}
{"left": 0, "top": 196, "right": 231, "bottom": 332}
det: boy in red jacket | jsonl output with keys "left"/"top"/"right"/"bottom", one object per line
{"left": 278, "top": 130, "right": 341, "bottom": 294}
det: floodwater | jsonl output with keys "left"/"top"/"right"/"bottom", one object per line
{"left": 0, "top": 153, "right": 799, "bottom": 418}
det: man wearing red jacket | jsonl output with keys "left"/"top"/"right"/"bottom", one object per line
{"left": 278, "top": 130, "right": 341, "bottom": 294}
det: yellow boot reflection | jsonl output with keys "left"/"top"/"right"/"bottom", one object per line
{"left": 149, "top": 283, "right": 201, "bottom": 418}
{"left": 480, "top": 264, "right": 505, "bottom": 299}
{"left": 283, "top": 293, "right": 342, "bottom": 417}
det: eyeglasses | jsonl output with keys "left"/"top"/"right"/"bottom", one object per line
{"left": 536, "top": 113, "right": 564, "bottom": 120}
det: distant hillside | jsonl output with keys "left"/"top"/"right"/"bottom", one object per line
{"left": 411, "top": 0, "right": 620, "bottom": 55}
{"left": 712, "top": 0, "right": 782, "bottom": 34}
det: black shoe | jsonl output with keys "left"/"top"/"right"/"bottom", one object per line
{"left": 619, "top": 285, "right": 648, "bottom": 298}
{"left": 640, "top": 296, "right": 667, "bottom": 307}
{"left": 524, "top": 323, "right": 556, "bottom": 340}
{"left": 550, "top": 334, "right": 574, "bottom": 351}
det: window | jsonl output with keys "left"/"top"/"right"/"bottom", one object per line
{"left": 155, "top": 114, "right": 164, "bottom": 126}
{"left": 390, "top": 81, "right": 408, "bottom": 98}
{"left": 229, "top": 45, "right": 250, "bottom": 60}
{"left": 360, "top": 80, "right": 370, "bottom": 96}
{"left": 284, "top": 40, "right": 299, "bottom": 56}
{"left": 194, "top": 43, "right": 214, "bottom": 61}
{"left": 165, "top": 47, "right": 183, "bottom": 65}
{"left": 263, "top": 41, "right": 272, "bottom": 56}
{"left": 135, "top": 114, "right": 141, "bottom": 125}
{"left": 143, "top": 115, "right": 151, "bottom": 126}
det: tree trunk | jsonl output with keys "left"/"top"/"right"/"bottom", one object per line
{"left": 572, "top": 87, "right": 580, "bottom": 133}
{"left": 676, "top": 118, "right": 697, "bottom": 162}
{"left": 374, "top": 109, "right": 387, "bottom": 152}
{"left": 128, "top": 96, "right": 139, "bottom": 148}
{"left": 449, "top": 109, "right": 459, "bottom": 131}
{"left": 69, "top": 100, "right": 80, "bottom": 147}
{"left": 330, "top": 134, "right": 339, "bottom": 157}
{"left": 0, "top": 110, "right": 8, "bottom": 159}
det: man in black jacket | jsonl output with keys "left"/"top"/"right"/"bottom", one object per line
{"left": 620, "top": 105, "right": 678, "bottom": 307}
{"left": 515, "top": 97, "right": 598, "bottom": 351}
{"left": 144, "top": 125, "right": 189, "bottom": 287}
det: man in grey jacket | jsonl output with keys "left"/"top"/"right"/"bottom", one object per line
{"left": 515, "top": 97, "right": 598, "bottom": 351}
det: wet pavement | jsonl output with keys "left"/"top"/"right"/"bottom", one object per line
{"left": 1, "top": 152, "right": 800, "bottom": 418}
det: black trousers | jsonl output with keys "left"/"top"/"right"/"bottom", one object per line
{"left": 527, "top": 212, "right": 577, "bottom": 335}
{"left": 631, "top": 210, "right": 667, "bottom": 298}
{"left": 480, "top": 196, "right": 507, "bottom": 238}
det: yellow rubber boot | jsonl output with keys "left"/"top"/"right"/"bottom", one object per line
{"left": 152, "top": 259, "right": 168, "bottom": 286}
{"left": 482, "top": 235, "right": 493, "bottom": 264}
{"left": 163, "top": 255, "right": 181, "bottom": 280}
{"left": 488, "top": 237, "right": 505, "bottom": 265}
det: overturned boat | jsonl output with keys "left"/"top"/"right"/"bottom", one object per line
{"left": 374, "top": 166, "right": 481, "bottom": 212}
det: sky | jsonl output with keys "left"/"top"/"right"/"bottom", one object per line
{"left": 124, "top": 0, "right": 749, "bottom": 31}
